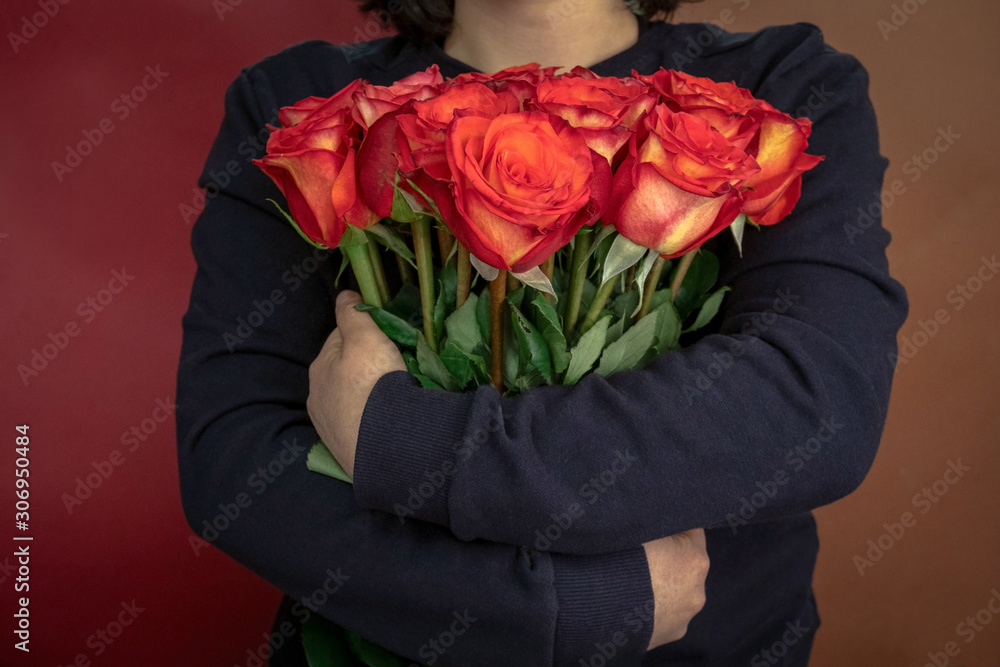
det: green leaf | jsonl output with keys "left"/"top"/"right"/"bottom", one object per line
{"left": 439, "top": 342, "right": 474, "bottom": 387}
{"left": 507, "top": 286, "right": 526, "bottom": 311}
{"left": 366, "top": 223, "right": 416, "bottom": 268}
{"left": 346, "top": 630, "right": 410, "bottom": 667}
{"left": 444, "top": 292, "right": 482, "bottom": 355}
{"left": 384, "top": 282, "right": 422, "bottom": 324}
{"left": 530, "top": 294, "right": 570, "bottom": 375}
{"left": 673, "top": 250, "right": 719, "bottom": 319}
{"left": 267, "top": 198, "right": 330, "bottom": 250}
{"left": 611, "top": 290, "right": 641, "bottom": 322}
{"left": 432, "top": 263, "right": 458, "bottom": 343}
{"left": 596, "top": 308, "right": 661, "bottom": 377}
{"left": 511, "top": 265, "right": 556, "bottom": 297}
{"left": 416, "top": 336, "right": 460, "bottom": 392}
{"left": 633, "top": 249, "right": 661, "bottom": 317}
{"left": 685, "top": 286, "right": 731, "bottom": 333}
{"left": 475, "top": 286, "right": 491, "bottom": 346}
{"left": 604, "top": 310, "right": 627, "bottom": 347}
{"left": 302, "top": 613, "right": 362, "bottom": 667}
{"left": 306, "top": 442, "right": 352, "bottom": 484}
{"left": 652, "top": 300, "right": 682, "bottom": 354}
{"left": 390, "top": 181, "right": 424, "bottom": 224}
{"left": 354, "top": 304, "right": 420, "bottom": 348}
{"left": 600, "top": 233, "right": 648, "bottom": 286}
{"left": 564, "top": 315, "right": 611, "bottom": 385}
{"left": 510, "top": 302, "right": 553, "bottom": 384}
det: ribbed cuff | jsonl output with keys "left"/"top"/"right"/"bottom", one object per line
{"left": 551, "top": 548, "right": 655, "bottom": 667}
{"left": 353, "top": 370, "right": 473, "bottom": 528}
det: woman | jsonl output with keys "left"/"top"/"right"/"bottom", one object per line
{"left": 176, "top": 0, "right": 908, "bottom": 664}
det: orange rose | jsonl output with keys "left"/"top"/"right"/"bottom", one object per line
{"left": 605, "top": 105, "right": 759, "bottom": 258}
{"left": 352, "top": 65, "right": 444, "bottom": 131}
{"left": 532, "top": 68, "right": 656, "bottom": 163}
{"left": 357, "top": 82, "right": 519, "bottom": 217}
{"left": 254, "top": 102, "right": 377, "bottom": 249}
{"left": 433, "top": 111, "right": 612, "bottom": 272}
{"left": 640, "top": 69, "right": 823, "bottom": 225}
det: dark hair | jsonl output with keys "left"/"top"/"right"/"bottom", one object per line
{"left": 358, "top": 0, "right": 698, "bottom": 43}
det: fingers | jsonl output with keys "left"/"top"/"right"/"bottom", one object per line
{"left": 334, "top": 290, "right": 376, "bottom": 341}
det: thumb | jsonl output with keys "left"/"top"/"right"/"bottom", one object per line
{"left": 335, "top": 290, "right": 374, "bottom": 338}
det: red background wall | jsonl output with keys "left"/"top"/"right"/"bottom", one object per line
{"left": 1, "top": 0, "right": 997, "bottom": 665}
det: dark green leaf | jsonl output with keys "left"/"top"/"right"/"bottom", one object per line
{"left": 510, "top": 302, "right": 553, "bottom": 384}
{"left": 444, "top": 293, "right": 482, "bottom": 355}
{"left": 384, "top": 282, "right": 422, "bottom": 324}
{"left": 390, "top": 182, "right": 423, "bottom": 224}
{"left": 685, "top": 286, "right": 731, "bottom": 332}
{"left": 530, "top": 294, "right": 570, "bottom": 375}
{"left": 475, "top": 286, "right": 491, "bottom": 347}
{"left": 416, "top": 336, "right": 460, "bottom": 392}
{"left": 673, "top": 250, "right": 720, "bottom": 319}
{"left": 355, "top": 304, "right": 420, "bottom": 348}
{"left": 652, "top": 300, "right": 683, "bottom": 354}
{"left": 604, "top": 311, "right": 627, "bottom": 347}
{"left": 346, "top": 630, "right": 410, "bottom": 667}
{"left": 301, "top": 611, "right": 362, "bottom": 667}
{"left": 507, "top": 286, "right": 526, "bottom": 311}
{"left": 439, "top": 342, "right": 474, "bottom": 388}
{"left": 564, "top": 315, "right": 611, "bottom": 385}
{"left": 596, "top": 309, "right": 661, "bottom": 377}
{"left": 432, "top": 263, "right": 458, "bottom": 344}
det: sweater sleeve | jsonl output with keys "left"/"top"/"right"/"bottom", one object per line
{"left": 351, "top": 31, "right": 909, "bottom": 555}
{"left": 176, "top": 65, "right": 655, "bottom": 667}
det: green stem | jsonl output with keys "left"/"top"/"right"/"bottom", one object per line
{"left": 579, "top": 275, "right": 617, "bottom": 335}
{"left": 411, "top": 216, "right": 437, "bottom": 352}
{"left": 456, "top": 244, "right": 471, "bottom": 308}
{"left": 342, "top": 240, "right": 383, "bottom": 308}
{"left": 437, "top": 226, "right": 455, "bottom": 266}
{"left": 636, "top": 256, "right": 666, "bottom": 321}
{"left": 395, "top": 251, "right": 415, "bottom": 286}
{"left": 490, "top": 271, "right": 507, "bottom": 394}
{"left": 563, "top": 230, "right": 594, "bottom": 337}
{"left": 366, "top": 236, "right": 391, "bottom": 305}
{"left": 670, "top": 251, "right": 697, "bottom": 301}
{"left": 540, "top": 255, "right": 555, "bottom": 303}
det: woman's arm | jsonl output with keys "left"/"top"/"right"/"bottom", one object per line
{"left": 346, "top": 30, "right": 909, "bottom": 555}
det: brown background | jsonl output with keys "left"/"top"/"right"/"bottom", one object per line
{"left": 671, "top": 0, "right": 1000, "bottom": 664}
{"left": 1, "top": 0, "right": 997, "bottom": 665}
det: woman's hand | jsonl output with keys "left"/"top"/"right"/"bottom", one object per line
{"left": 307, "top": 290, "right": 406, "bottom": 478}
{"left": 643, "top": 529, "right": 710, "bottom": 650}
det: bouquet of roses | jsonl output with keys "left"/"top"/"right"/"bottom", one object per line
{"left": 253, "top": 63, "right": 821, "bottom": 665}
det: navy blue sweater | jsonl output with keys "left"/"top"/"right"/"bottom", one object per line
{"left": 177, "top": 20, "right": 908, "bottom": 666}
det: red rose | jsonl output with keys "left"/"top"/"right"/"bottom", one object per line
{"left": 453, "top": 63, "right": 560, "bottom": 108}
{"left": 640, "top": 69, "right": 823, "bottom": 225}
{"left": 254, "top": 100, "right": 377, "bottom": 249}
{"left": 352, "top": 65, "right": 445, "bottom": 131}
{"left": 432, "top": 111, "right": 612, "bottom": 272}
{"left": 358, "top": 82, "right": 519, "bottom": 217}
{"left": 605, "top": 105, "right": 759, "bottom": 258}
{"left": 532, "top": 68, "right": 656, "bottom": 163}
